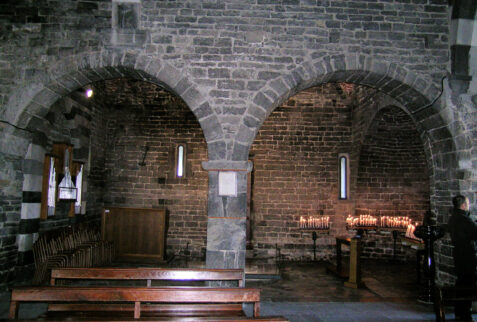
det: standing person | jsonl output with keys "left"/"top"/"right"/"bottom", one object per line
{"left": 448, "top": 195, "right": 477, "bottom": 322}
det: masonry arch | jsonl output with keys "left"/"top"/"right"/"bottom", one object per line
{"left": 4, "top": 50, "right": 224, "bottom": 159}
{"left": 9, "top": 51, "right": 217, "bottom": 266}
{"left": 234, "top": 55, "right": 449, "bottom": 162}
{"left": 238, "top": 55, "right": 469, "bottom": 215}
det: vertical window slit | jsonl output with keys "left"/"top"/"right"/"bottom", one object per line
{"left": 339, "top": 154, "right": 349, "bottom": 200}
{"left": 177, "top": 145, "right": 184, "bottom": 178}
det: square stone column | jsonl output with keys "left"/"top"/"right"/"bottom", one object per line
{"left": 202, "top": 161, "right": 252, "bottom": 270}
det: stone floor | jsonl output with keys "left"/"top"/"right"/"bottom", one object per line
{"left": 0, "top": 259, "right": 469, "bottom": 321}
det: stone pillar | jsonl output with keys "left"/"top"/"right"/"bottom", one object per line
{"left": 202, "top": 161, "right": 253, "bottom": 270}
{"left": 18, "top": 143, "right": 44, "bottom": 266}
{"left": 449, "top": 0, "right": 477, "bottom": 93}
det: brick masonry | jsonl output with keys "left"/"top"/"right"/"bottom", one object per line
{"left": 94, "top": 79, "right": 209, "bottom": 258}
{"left": 0, "top": 0, "right": 475, "bottom": 287}
{"left": 250, "top": 84, "right": 429, "bottom": 260}
{"left": 356, "top": 106, "right": 429, "bottom": 220}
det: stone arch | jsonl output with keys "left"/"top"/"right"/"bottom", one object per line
{"left": 234, "top": 54, "right": 445, "bottom": 161}
{"left": 240, "top": 55, "right": 469, "bottom": 227}
{"left": 9, "top": 51, "right": 222, "bottom": 266}
{"left": 5, "top": 50, "right": 224, "bottom": 160}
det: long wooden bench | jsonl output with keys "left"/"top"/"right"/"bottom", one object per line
{"left": 8, "top": 286, "right": 285, "bottom": 321}
{"left": 50, "top": 267, "right": 244, "bottom": 287}
{"left": 434, "top": 286, "right": 477, "bottom": 322}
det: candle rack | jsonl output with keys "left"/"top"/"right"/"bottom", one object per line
{"left": 345, "top": 215, "right": 414, "bottom": 232}
{"left": 299, "top": 215, "right": 331, "bottom": 231}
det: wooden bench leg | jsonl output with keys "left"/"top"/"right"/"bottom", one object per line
{"left": 9, "top": 301, "right": 18, "bottom": 319}
{"left": 253, "top": 301, "right": 260, "bottom": 317}
{"left": 134, "top": 301, "right": 141, "bottom": 319}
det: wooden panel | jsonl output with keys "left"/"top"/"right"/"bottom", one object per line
{"left": 51, "top": 268, "right": 244, "bottom": 287}
{"left": 48, "top": 303, "right": 245, "bottom": 314}
{"left": 9, "top": 286, "right": 263, "bottom": 319}
{"left": 11, "top": 286, "right": 261, "bottom": 303}
{"left": 102, "top": 207, "right": 166, "bottom": 262}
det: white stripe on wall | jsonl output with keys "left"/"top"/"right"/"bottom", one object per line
{"left": 20, "top": 203, "right": 41, "bottom": 220}
{"left": 17, "top": 233, "right": 34, "bottom": 252}
{"left": 25, "top": 143, "right": 45, "bottom": 162}
{"left": 450, "top": 19, "right": 477, "bottom": 46}
{"left": 22, "top": 174, "right": 43, "bottom": 192}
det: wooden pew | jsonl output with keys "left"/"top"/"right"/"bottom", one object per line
{"left": 434, "top": 286, "right": 477, "bottom": 322}
{"left": 50, "top": 267, "right": 244, "bottom": 287}
{"left": 48, "top": 268, "right": 247, "bottom": 317}
{"left": 9, "top": 286, "right": 274, "bottom": 320}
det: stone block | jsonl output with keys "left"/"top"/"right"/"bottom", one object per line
{"left": 258, "top": 71, "right": 281, "bottom": 81}
{"left": 208, "top": 68, "right": 230, "bottom": 79}
{"left": 247, "top": 81, "right": 265, "bottom": 91}
{"left": 207, "top": 217, "right": 246, "bottom": 251}
{"left": 231, "top": 142, "right": 249, "bottom": 161}
{"left": 218, "top": 80, "right": 245, "bottom": 90}
{"left": 181, "top": 86, "right": 205, "bottom": 109}
{"left": 208, "top": 140, "right": 227, "bottom": 160}
{"left": 175, "top": 77, "right": 193, "bottom": 96}
{"left": 193, "top": 102, "right": 213, "bottom": 120}
{"left": 201, "top": 115, "right": 223, "bottom": 142}
{"left": 32, "top": 88, "right": 62, "bottom": 109}
{"left": 253, "top": 92, "right": 273, "bottom": 110}
{"left": 122, "top": 52, "right": 137, "bottom": 67}
{"left": 243, "top": 115, "right": 260, "bottom": 129}
{"left": 156, "top": 63, "right": 182, "bottom": 88}
{"left": 235, "top": 124, "right": 256, "bottom": 145}
{"left": 206, "top": 250, "right": 226, "bottom": 268}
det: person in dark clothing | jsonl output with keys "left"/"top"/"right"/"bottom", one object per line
{"left": 448, "top": 195, "right": 477, "bottom": 322}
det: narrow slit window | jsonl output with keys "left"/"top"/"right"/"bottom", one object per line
{"left": 339, "top": 154, "right": 349, "bottom": 200}
{"left": 176, "top": 145, "right": 185, "bottom": 178}
{"left": 74, "top": 163, "right": 84, "bottom": 214}
{"left": 47, "top": 156, "right": 57, "bottom": 216}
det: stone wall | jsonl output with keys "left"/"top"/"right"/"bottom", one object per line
{"left": 0, "top": 92, "right": 104, "bottom": 286}
{"left": 250, "top": 83, "right": 353, "bottom": 260}
{"left": 356, "top": 106, "right": 430, "bottom": 259}
{"left": 356, "top": 106, "right": 429, "bottom": 219}
{"left": 1, "top": 0, "right": 475, "bottom": 287}
{"left": 96, "top": 79, "right": 208, "bottom": 258}
{"left": 250, "top": 83, "right": 429, "bottom": 260}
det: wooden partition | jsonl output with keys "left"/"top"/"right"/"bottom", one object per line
{"left": 102, "top": 207, "right": 167, "bottom": 262}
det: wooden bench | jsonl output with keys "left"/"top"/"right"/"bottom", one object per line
{"left": 50, "top": 267, "right": 244, "bottom": 287}
{"left": 434, "top": 286, "right": 477, "bottom": 322}
{"left": 8, "top": 286, "right": 287, "bottom": 321}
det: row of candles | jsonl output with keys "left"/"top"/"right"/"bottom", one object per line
{"left": 298, "top": 215, "right": 422, "bottom": 240}
{"left": 405, "top": 222, "right": 421, "bottom": 241}
{"left": 299, "top": 216, "right": 330, "bottom": 229}
{"left": 345, "top": 215, "right": 413, "bottom": 229}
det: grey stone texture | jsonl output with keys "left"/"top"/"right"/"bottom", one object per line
{"left": 0, "top": 0, "right": 475, "bottom": 287}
